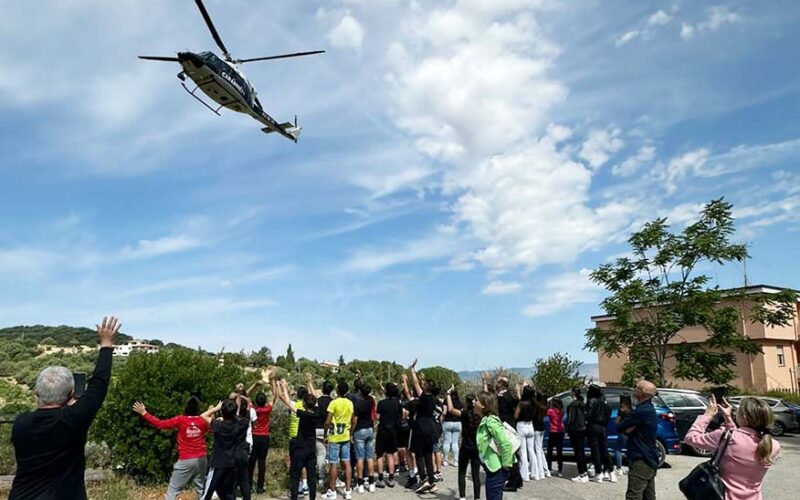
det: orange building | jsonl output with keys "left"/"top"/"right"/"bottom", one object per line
{"left": 593, "top": 285, "right": 800, "bottom": 393}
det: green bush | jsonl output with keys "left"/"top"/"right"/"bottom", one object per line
{"left": 0, "top": 424, "right": 15, "bottom": 475}
{"left": 418, "top": 366, "right": 463, "bottom": 395}
{"left": 91, "top": 349, "right": 246, "bottom": 483}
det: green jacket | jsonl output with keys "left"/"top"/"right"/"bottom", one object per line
{"left": 476, "top": 415, "right": 515, "bottom": 473}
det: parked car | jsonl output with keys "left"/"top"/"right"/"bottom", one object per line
{"left": 656, "top": 389, "right": 712, "bottom": 456}
{"left": 545, "top": 386, "right": 682, "bottom": 467}
{"left": 726, "top": 396, "right": 800, "bottom": 436}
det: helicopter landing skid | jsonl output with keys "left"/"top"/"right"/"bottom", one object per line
{"left": 180, "top": 81, "right": 222, "bottom": 116}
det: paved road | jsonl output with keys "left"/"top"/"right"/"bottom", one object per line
{"left": 277, "top": 434, "right": 799, "bottom": 500}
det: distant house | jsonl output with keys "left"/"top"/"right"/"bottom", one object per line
{"left": 113, "top": 340, "right": 160, "bottom": 357}
{"left": 593, "top": 284, "right": 800, "bottom": 393}
{"left": 319, "top": 361, "right": 340, "bottom": 373}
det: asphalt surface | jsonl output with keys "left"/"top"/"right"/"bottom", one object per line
{"left": 270, "top": 434, "right": 799, "bottom": 500}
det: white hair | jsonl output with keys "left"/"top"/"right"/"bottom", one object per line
{"left": 35, "top": 366, "right": 75, "bottom": 406}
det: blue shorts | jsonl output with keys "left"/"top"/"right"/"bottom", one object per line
{"left": 353, "top": 428, "right": 375, "bottom": 460}
{"left": 327, "top": 441, "right": 351, "bottom": 463}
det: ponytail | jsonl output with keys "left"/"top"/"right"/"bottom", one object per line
{"left": 757, "top": 433, "right": 774, "bottom": 465}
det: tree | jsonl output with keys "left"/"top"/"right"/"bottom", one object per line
{"left": 286, "top": 344, "right": 296, "bottom": 367}
{"left": 418, "top": 366, "right": 462, "bottom": 394}
{"left": 585, "top": 199, "right": 798, "bottom": 386}
{"left": 92, "top": 349, "right": 246, "bottom": 482}
{"left": 531, "top": 353, "right": 586, "bottom": 396}
{"left": 248, "top": 346, "right": 274, "bottom": 367}
{"left": 338, "top": 354, "right": 346, "bottom": 367}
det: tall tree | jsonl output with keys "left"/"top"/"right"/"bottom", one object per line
{"left": 286, "top": 344, "right": 296, "bottom": 367}
{"left": 585, "top": 198, "right": 797, "bottom": 386}
{"left": 531, "top": 353, "right": 586, "bottom": 396}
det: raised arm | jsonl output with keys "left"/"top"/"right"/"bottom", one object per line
{"left": 246, "top": 380, "right": 260, "bottom": 398}
{"left": 133, "top": 401, "right": 181, "bottom": 430}
{"left": 68, "top": 316, "right": 120, "bottom": 425}
{"left": 275, "top": 379, "right": 297, "bottom": 412}
{"left": 305, "top": 372, "right": 321, "bottom": 397}
{"left": 446, "top": 386, "right": 462, "bottom": 417}
{"left": 409, "top": 359, "right": 423, "bottom": 397}
{"left": 401, "top": 373, "right": 412, "bottom": 400}
{"left": 201, "top": 401, "right": 223, "bottom": 425}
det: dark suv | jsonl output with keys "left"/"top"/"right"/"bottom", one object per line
{"left": 546, "top": 386, "right": 682, "bottom": 467}
{"left": 656, "top": 389, "right": 711, "bottom": 456}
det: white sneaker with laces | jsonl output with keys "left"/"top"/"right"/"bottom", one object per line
{"left": 544, "top": 471, "right": 551, "bottom": 478}
{"left": 336, "top": 479, "right": 346, "bottom": 488}
{"left": 345, "top": 489, "right": 353, "bottom": 500}
{"left": 356, "top": 485, "right": 364, "bottom": 494}
{"left": 369, "top": 483, "right": 376, "bottom": 493}
{"left": 323, "top": 490, "right": 337, "bottom": 500}
{"left": 571, "top": 474, "right": 588, "bottom": 483}
{"left": 590, "top": 474, "right": 603, "bottom": 483}
{"left": 609, "top": 471, "right": 618, "bottom": 483}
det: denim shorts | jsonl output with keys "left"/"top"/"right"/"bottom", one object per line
{"left": 327, "top": 441, "right": 351, "bottom": 463}
{"left": 353, "top": 427, "right": 375, "bottom": 460}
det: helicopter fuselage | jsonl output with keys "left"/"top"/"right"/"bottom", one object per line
{"left": 178, "top": 51, "right": 255, "bottom": 114}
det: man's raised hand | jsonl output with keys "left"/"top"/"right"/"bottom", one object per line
{"left": 96, "top": 316, "right": 121, "bottom": 348}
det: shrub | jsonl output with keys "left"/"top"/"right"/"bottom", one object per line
{"left": 91, "top": 349, "right": 246, "bottom": 483}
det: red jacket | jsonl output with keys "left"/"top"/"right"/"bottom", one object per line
{"left": 143, "top": 413, "right": 209, "bottom": 460}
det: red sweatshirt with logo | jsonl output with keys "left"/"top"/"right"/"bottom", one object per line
{"left": 142, "top": 413, "right": 209, "bottom": 460}
{"left": 252, "top": 404, "right": 273, "bottom": 437}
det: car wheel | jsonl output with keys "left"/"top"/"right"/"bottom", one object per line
{"left": 656, "top": 440, "right": 667, "bottom": 468}
{"left": 688, "top": 444, "right": 713, "bottom": 457}
{"left": 772, "top": 421, "right": 786, "bottom": 437}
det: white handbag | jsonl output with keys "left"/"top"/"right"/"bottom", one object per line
{"left": 489, "top": 421, "right": 522, "bottom": 455}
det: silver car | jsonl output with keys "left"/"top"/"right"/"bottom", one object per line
{"left": 726, "top": 396, "right": 800, "bottom": 436}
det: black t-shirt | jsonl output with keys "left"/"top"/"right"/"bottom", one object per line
{"left": 377, "top": 397, "right": 401, "bottom": 430}
{"left": 444, "top": 399, "right": 463, "bottom": 422}
{"left": 416, "top": 394, "right": 436, "bottom": 419}
{"left": 210, "top": 417, "right": 249, "bottom": 468}
{"left": 517, "top": 400, "right": 535, "bottom": 422}
{"left": 497, "top": 390, "right": 519, "bottom": 425}
{"left": 316, "top": 395, "right": 333, "bottom": 429}
{"left": 297, "top": 408, "right": 319, "bottom": 442}
{"left": 10, "top": 348, "right": 113, "bottom": 500}
{"left": 355, "top": 396, "right": 375, "bottom": 430}
{"left": 460, "top": 410, "right": 479, "bottom": 451}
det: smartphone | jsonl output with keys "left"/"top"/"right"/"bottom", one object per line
{"left": 712, "top": 386, "right": 727, "bottom": 406}
{"left": 73, "top": 372, "right": 87, "bottom": 399}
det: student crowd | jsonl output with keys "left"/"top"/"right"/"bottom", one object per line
{"left": 7, "top": 316, "right": 784, "bottom": 500}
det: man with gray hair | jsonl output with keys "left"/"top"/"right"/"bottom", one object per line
{"left": 618, "top": 380, "right": 659, "bottom": 500}
{"left": 9, "top": 316, "right": 121, "bottom": 500}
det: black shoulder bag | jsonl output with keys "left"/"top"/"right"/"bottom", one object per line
{"left": 678, "top": 429, "right": 732, "bottom": 500}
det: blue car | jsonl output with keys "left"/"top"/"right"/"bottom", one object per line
{"left": 545, "top": 387, "right": 682, "bottom": 467}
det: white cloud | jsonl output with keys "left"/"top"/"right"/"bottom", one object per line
{"left": 615, "top": 30, "right": 640, "bottom": 47}
{"left": 119, "top": 235, "right": 202, "bottom": 260}
{"left": 579, "top": 127, "right": 625, "bottom": 169}
{"left": 0, "top": 247, "right": 61, "bottom": 279}
{"left": 680, "top": 23, "right": 695, "bottom": 40}
{"left": 612, "top": 145, "right": 656, "bottom": 177}
{"left": 342, "top": 227, "right": 467, "bottom": 272}
{"left": 682, "top": 5, "right": 742, "bottom": 41}
{"left": 647, "top": 10, "right": 672, "bottom": 27}
{"left": 523, "top": 268, "right": 603, "bottom": 317}
{"left": 327, "top": 13, "right": 365, "bottom": 52}
{"left": 482, "top": 281, "right": 522, "bottom": 295}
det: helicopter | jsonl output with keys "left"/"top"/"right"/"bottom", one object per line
{"left": 139, "top": 0, "right": 324, "bottom": 142}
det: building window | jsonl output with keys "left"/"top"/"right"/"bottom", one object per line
{"left": 777, "top": 345, "right": 785, "bottom": 367}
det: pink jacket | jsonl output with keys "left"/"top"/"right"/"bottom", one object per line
{"left": 684, "top": 414, "right": 781, "bottom": 500}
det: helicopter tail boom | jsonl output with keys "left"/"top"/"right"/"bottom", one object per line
{"left": 261, "top": 122, "right": 301, "bottom": 142}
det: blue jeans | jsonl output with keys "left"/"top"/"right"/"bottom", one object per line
{"left": 484, "top": 467, "right": 509, "bottom": 500}
{"left": 353, "top": 428, "right": 375, "bottom": 460}
{"left": 327, "top": 441, "right": 351, "bottom": 462}
{"left": 615, "top": 433, "right": 627, "bottom": 468}
{"left": 442, "top": 421, "right": 461, "bottom": 463}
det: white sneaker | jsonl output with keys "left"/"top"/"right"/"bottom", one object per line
{"left": 369, "top": 483, "right": 376, "bottom": 493}
{"left": 572, "top": 474, "right": 588, "bottom": 483}
{"left": 356, "top": 485, "right": 364, "bottom": 494}
{"left": 345, "top": 489, "right": 353, "bottom": 500}
{"left": 609, "top": 471, "right": 618, "bottom": 483}
{"left": 443, "top": 460, "right": 449, "bottom": 467}
{"left": 336, "top": 479, "right": 346, "bottom": 488}
{"left": 544, "top": 471, "right": 551, "bottom": 478}
{"left": 590, "top": 474, "right": 603, "bottom": 483}
{"left": 323, "top": 490, "right": 337, "bottom": 500}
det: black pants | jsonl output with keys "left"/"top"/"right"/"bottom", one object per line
{"left": 588, "top": 431, "right": 613, "bottom": 474}
{"left": 458, "top": 447, "right": 481, "bottom": 499}
{"left": 235, "top": 447, "right": 251, "bottom": 500}
{"left": 203, "top": 466, "right": 236, "bottom": 500}
{"left": 568, "top": 431, "right": 587, "bottom": 475}
{"left": 546, "top": 431, "right": 564, "bottom": 473}
{"left": 249, "top": 435, "right": 270, "bottom": 491}
{"left": 290, "top": 439, "right": 317, "bottom": 500}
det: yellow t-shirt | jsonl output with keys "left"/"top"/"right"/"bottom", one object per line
{"left": 327, "top": 397, "right": 354, "bottom": 443}
{"left": 289, "top": 400, "right": 303, "bottom": 438}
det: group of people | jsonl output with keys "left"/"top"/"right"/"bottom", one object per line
{"left": 6, "top": 315, "right": 786, "bottom": 500}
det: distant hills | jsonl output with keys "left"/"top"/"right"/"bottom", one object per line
{"left": 0, "top": 325, "right": 134, "bottom": 346}
{"left": 458, "top": 363, "right": 599, "bottom": 383}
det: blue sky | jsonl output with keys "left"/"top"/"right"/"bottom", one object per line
{"left": 1, "top": 0, "right": 799, "bottom": 371}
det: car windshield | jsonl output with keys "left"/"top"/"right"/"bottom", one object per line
{"left": 658, "top": 392, "right": 687, "bottom": 408}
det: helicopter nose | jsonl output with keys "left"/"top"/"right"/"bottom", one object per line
{"left": 178, "top": 51, "right": 204, "bottom": 69}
